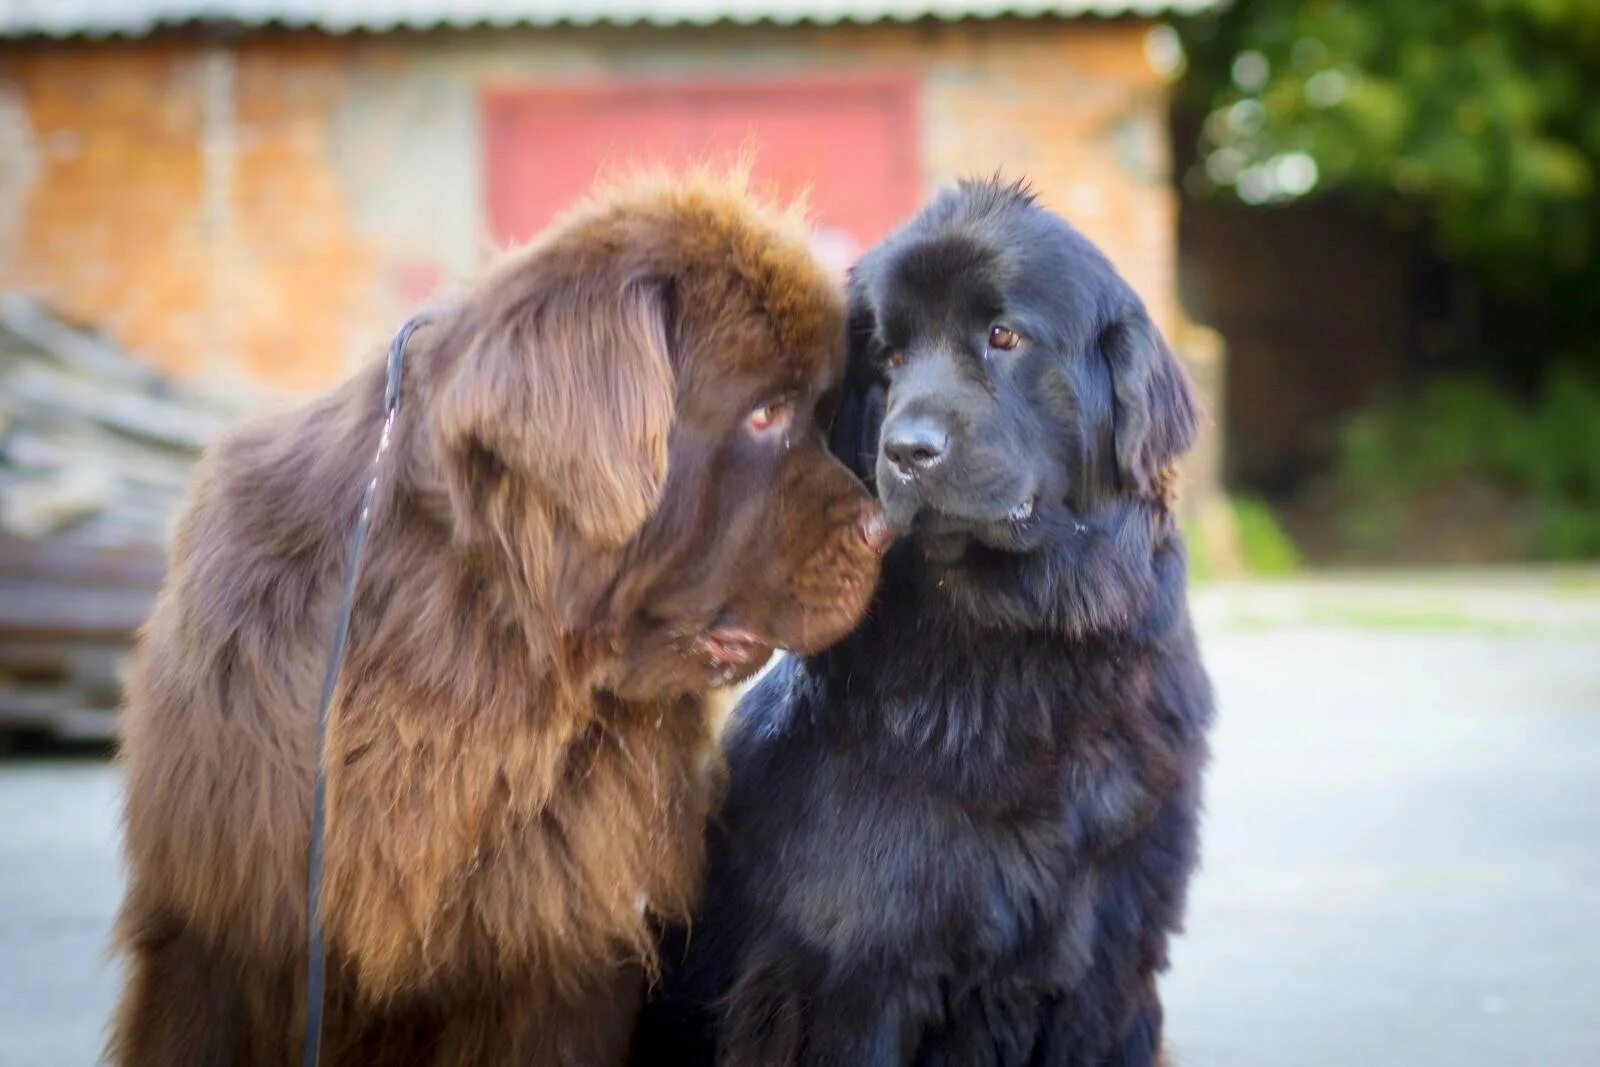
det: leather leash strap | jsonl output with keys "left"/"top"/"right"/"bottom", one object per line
{"left": 301, "top": 312, "right": 429, "bottom": 1067}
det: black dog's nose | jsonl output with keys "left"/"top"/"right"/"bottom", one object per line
{"left": 883, "top": 418, "right": 949, "bottom": 477}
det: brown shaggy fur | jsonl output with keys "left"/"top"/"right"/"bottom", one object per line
{"left": 109, "top": 173, "right": 886, "bottom": 1066}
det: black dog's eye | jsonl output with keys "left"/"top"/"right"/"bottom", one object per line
{"left": 988, "top": 325, "right": 1021, "bottom": 352}
{"left": 882, "top": 349, "right": 904, "bottom": 370}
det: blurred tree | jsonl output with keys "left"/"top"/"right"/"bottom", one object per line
{"left": 1177, "top": 0, "right": 1600, "bottom": 373}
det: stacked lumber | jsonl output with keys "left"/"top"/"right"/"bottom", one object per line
{"left": 0, "top": 296, "right": 254, "bottom": 741}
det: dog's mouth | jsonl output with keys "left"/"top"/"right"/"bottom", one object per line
{"left": 909, "top": 493, "right": 1065, "bottom": 566}
{"left": 695, "top": 624, "right": 769, "bottom": 668}
{"left": 675, "top": 615, "right": 774, "bottom": 688}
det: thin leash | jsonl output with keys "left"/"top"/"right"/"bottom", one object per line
{"left": 301, "top": 311, "right": 431, "bottom": 1067}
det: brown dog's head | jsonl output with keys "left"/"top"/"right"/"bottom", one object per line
{"left": 423, "top": 172, "right": 888, "bottom": 697}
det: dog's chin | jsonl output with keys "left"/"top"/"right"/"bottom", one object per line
{"left": 905, "top": 501, "right": 1052, "bottom": 568}
{"left": 918, "top": 529, "right": 973, "bottom": 566}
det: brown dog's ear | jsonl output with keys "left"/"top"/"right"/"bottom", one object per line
{"left": 1098, "top": 307, "right": 1200, "bottom": 497}
{"left": 435, "top": 276, "right": 676, "bottom": 549}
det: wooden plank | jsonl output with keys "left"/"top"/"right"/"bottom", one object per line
{"left": 0, "top": 580, "right": 157, "bottom": 638}
{"left": 0, "top": 537, "right": 165, "bottom": 586}
{"left": 0, "top": 688, "right": 119, "bottom": 741}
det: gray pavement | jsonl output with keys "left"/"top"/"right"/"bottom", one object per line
{"left": 1, "top": 573, "right": 1597, "bottom": 1065}
{"left": 0, "top": 759, "right": 122, "bottom": 1067}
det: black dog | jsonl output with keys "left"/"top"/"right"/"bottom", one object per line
{"left": 636, "top": 179, "right": 1212, "bottom": 1066}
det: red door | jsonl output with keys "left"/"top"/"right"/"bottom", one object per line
{"left": 483, "top": 75, "right": 919, "bottom": 273}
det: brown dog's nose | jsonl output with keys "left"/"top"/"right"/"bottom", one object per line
{"left": 858, "top": 503, "right": 894, "bottom": 553}
{"left": 882, "top": 417, "right": 948, "bottom": 477}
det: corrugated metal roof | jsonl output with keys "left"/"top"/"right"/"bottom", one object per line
{"left": 0, "top": 1, "right": 1219, "bottom": 39}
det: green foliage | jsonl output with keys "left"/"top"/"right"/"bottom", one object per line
{"left": 1334, "top": 373, "right": 1600, "bottom": 559}
{"left": 1183, "top": 496, "right": 1303, "bottom": 579}
{"left": 1180, "top": 1, "right": 1600, "bottom": 561}
{"left": 1232, "top": 496, "right": 1303, "bottom": 575}
{"left": 1178, "top": 0, "right": 1600, "bottom": 317}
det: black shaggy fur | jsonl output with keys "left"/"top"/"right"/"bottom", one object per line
{"left": 635, "top": 180, "right": 1213, "bottom": 1067}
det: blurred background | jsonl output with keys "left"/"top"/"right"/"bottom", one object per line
{"left": 0, "top": 1, "right": 1595, "bottom": 1065}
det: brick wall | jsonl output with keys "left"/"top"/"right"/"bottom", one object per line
{"left": 0, "top": 19, "right": 1176, "bottom": 393}
{"left": 1, "top": 37, "right": 379, "bottom": 390}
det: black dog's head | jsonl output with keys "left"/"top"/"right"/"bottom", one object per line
{"left": 836, "top": 178, "right": 1198, "bottom": 585}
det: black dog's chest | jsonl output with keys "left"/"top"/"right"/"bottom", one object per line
{"left": 755, "top": 623, "right": 1179, "bottom": 988}
{"left": 771, "top": 760, "right": 1070, "bottom": 976}
{"left": 768, "top": 678, "right": 1092, "bottom": 957}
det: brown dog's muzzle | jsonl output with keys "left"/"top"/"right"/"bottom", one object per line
{"left": 732, "top": 448, "right": 891, "bottom": 658}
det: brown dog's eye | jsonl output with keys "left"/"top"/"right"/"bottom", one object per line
{"left": 746, "top": 400, "right": 793, "bottom": 437}
{"left": 988, "top": 325, "right": 1021, "bottom": 351}
{"left": 882, "top": 349, "right": 903, "bottom": 370}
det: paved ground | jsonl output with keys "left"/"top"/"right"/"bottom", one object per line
{"left": 1, "top": 572, "right": 1597, "bottom": 1066}
{"left": 0, "top": 758, "right": 121, "bottom": 1067}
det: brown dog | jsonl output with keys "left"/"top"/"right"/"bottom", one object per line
{"left": 108, "top": 172, "right": 888, "bottom": 1066}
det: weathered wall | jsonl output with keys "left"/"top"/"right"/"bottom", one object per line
{"left": 0, "top": 19, "right": 1175, "bottom": 393}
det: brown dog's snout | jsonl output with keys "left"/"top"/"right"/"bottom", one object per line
{"left": 741, "top": 461, "right": 888, "bottom": 658}
{"left": 858, "top": 501, "right": 894, "bottom": 554}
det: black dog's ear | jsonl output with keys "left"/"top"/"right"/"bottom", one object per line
{"left": 828, "top": 301, "right": 887, "bottom": 488}
{"left": 1098, "top": 308, "right": 1199, "bottom": 496}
